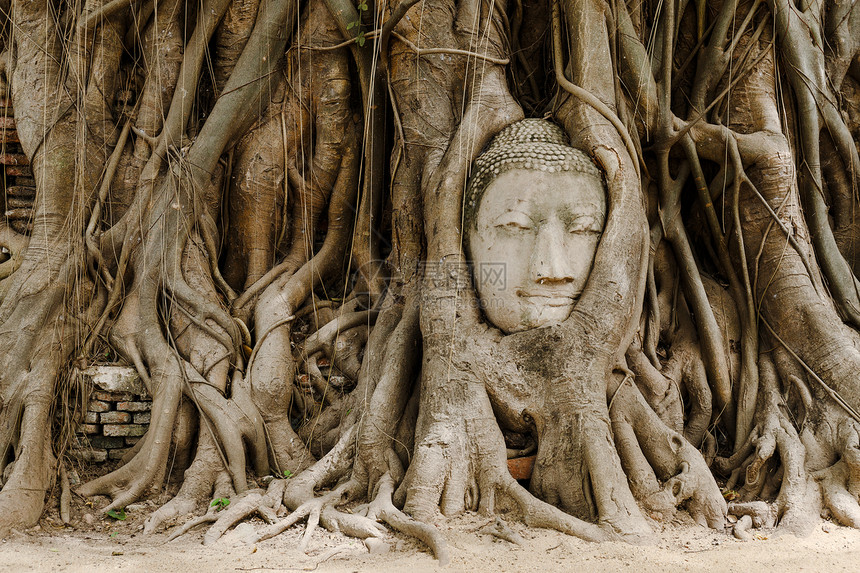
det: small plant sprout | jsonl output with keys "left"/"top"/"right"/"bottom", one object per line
{"left": 210, "top": 497, "right": 230, "bottom": 511}
{"left": 106, "top": 509, "right": 126, "bottom": 521}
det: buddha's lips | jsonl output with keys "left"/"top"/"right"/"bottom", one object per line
{"left": 515, "top": 290, "right": 576, "bottom": 306}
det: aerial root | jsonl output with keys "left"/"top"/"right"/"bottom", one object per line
{"left": 719, "top": 403, "right": 816, "bottom": 532}
{"left": 168, "top": 277, "right": 237, "bottom": 352}
{"left": 186, "top": 381, "right": 269, "bottom": 493}
{"left": 611, "top": 376, "right": 726, "bottom": 529}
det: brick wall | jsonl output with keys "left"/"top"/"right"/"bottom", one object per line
{"left": 72, "top": 367, "right": 152, "bottom": 463}
{"left": 0, "top": 97, "right": 36, "bottom": 236}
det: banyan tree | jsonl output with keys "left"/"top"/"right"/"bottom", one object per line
{"left": 0, "top": 0, "right": 859, "bottom": 560}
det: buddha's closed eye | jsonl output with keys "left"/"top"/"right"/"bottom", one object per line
{"left": 494, "top": 212, "right": 533, "bottom": 231}
{"left": 567, "top": 216, "right": 603, "bottom": 234}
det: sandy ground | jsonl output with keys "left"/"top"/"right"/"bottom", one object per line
{"left": 0, "top": 507, "right": 858, "bottom": 573}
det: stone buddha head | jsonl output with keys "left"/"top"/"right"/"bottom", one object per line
{"left": 465, "top": 119, "right": 607, "bottom": 333}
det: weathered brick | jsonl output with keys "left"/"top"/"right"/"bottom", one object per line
{"left": 117, "top": 401, "right": 151, "bottom": 412}
{"left": 103, "top": 424, "right": 146, "bottom": 437}
{"left": 70, "top": 448, "right": 107, "bottom": 463}
{"left": 5, "top": 186, "right": 35, "bottom": 199}
{"left": 108, "top": 448, "right": 131, "bottom": 460}
{"left": 92, "top": 390, "right": 133, "bottom": 402}
{"left": 0, "top": 153, "right": 27, "bottom": 165}
{"left": 132, "top": 411, "right": 151, "bottom": 424}
{"left": 86, "top": 435, "right": 125, "bottom": 449}
{"left": 87, "top": 400, "right": 110, "bottom": 413}
{"left": 125, "top": 436, "right": 141, "bottom": 446}
{"left": 81, "top": 424, "right": 100, "bottom": 434}
{"left": 12, "top": 177, "right": 35, "bottom": 187}
{"left": 84, "top": 411, "right": 99, "bottom": 424}
{"left": 5, "top": 165, "right": 32, "bottom": 177}
{"left": 99, "top": 411, "right": 131, "bottom": 424}
{"left": 82, "top": 366, "right": 148, "bottom": 396}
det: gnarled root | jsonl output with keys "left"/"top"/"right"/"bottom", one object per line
{"left": 362, "top": 468, "right": 451, "bottom": 564}
{"left": 716, "top": 354, "right": 818, "bottom": 535}
{"left": 167, "top": 478, "right": 286, "bottom": 544}
{"left": 144, "top": 429, "right": 234, "bottom": 534}
{"left": 400, "top": 356, "right": 618, "bottom": 546}
{"left": 251, "top": 426, "right": 385, "bottom": 550}
{"left": 806, "top": 413, "right": 860, "bottom": 529}
{"left": 610, "top": 372, "right": 727, "bottom": 528}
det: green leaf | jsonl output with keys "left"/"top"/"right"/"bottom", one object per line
{"left": 110, "top": 532, "right": 118, "bottom": 538}
{"left": 210, "top": 497, "right": 230, "bottom": 511}
{"left": 346, "top": 21, "right": 355, "bottom": 30}
{"left": 106, "top": 509, "right": 126, "bottom": 521}
{"left": 283, "top": 469, "right": 293, "bottom": 478}
{"left": 357, "top": 32, "right": 366, "bottom": 47}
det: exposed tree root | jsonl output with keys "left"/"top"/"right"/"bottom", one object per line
{"left": 144, "top": 431, "right": 233, "bottom": 534}
{"left": 610, "top": 372, "right": 727, "bottom": 528}
{"left": 167, "top": 479, "right": 286, "bottom": 545}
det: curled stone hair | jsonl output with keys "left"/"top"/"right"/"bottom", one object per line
{"left": 464, "top": 118, "right": 605, "bottom": 230}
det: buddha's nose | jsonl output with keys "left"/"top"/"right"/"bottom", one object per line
{"left": 531, "top": 220, "right": 574, "bottom": 285}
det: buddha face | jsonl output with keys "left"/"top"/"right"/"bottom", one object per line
{"left": 467, "top": 168, "right": 606, "bottom": 333}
